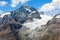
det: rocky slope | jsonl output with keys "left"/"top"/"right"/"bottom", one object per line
{"left": 39, "top": 14, "right": 60, "bottom": 40}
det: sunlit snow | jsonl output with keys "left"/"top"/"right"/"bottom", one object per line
{"left": 23, "top": 14, "right": 53, "bottom": 30}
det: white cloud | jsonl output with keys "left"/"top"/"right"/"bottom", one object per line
{"left": 38, "top": 0, "right": 60, "bottom": 16}
{"left": 0, "top": 1, "right": 8, "bottom": 6}
{"left": 11, "top": 0, "right": 29, "bottom": 7}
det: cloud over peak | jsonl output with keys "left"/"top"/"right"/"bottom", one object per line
{"left": 11, "top": 0, "right": 29, "bottom": 7}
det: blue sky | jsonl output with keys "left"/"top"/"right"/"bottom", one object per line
{"left": 0, "top": 0, "right": 52, "bottom": 13}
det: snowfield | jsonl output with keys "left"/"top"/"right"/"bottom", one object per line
{"left": 23, "top": 14, "right": 53, "bottom": 30}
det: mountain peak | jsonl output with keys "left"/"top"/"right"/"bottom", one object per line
{"left": 54, "top": 14, "right": 60, "bottom": 18}
{"left": 22, "top": 4, "right": 29, "bottom": 7}
{"left": 20, "top": 4, "right": 30, "bottom": 9}
{"left": 11, "top": 5, "right": 41, "bottom": 23}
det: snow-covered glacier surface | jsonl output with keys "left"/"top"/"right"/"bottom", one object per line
{"left": 23, "top": 14, "right": 53, "bottom": 30}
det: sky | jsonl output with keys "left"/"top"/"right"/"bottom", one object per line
{"left": 0, "top": 0, "right": 52, "bottom": 12}
{"left": 0, "top": 0, "right": 60, "bottom": 16}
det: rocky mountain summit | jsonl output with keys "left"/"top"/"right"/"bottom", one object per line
{"left": 11, "top": 5, "right": 41, "bottom": 23}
